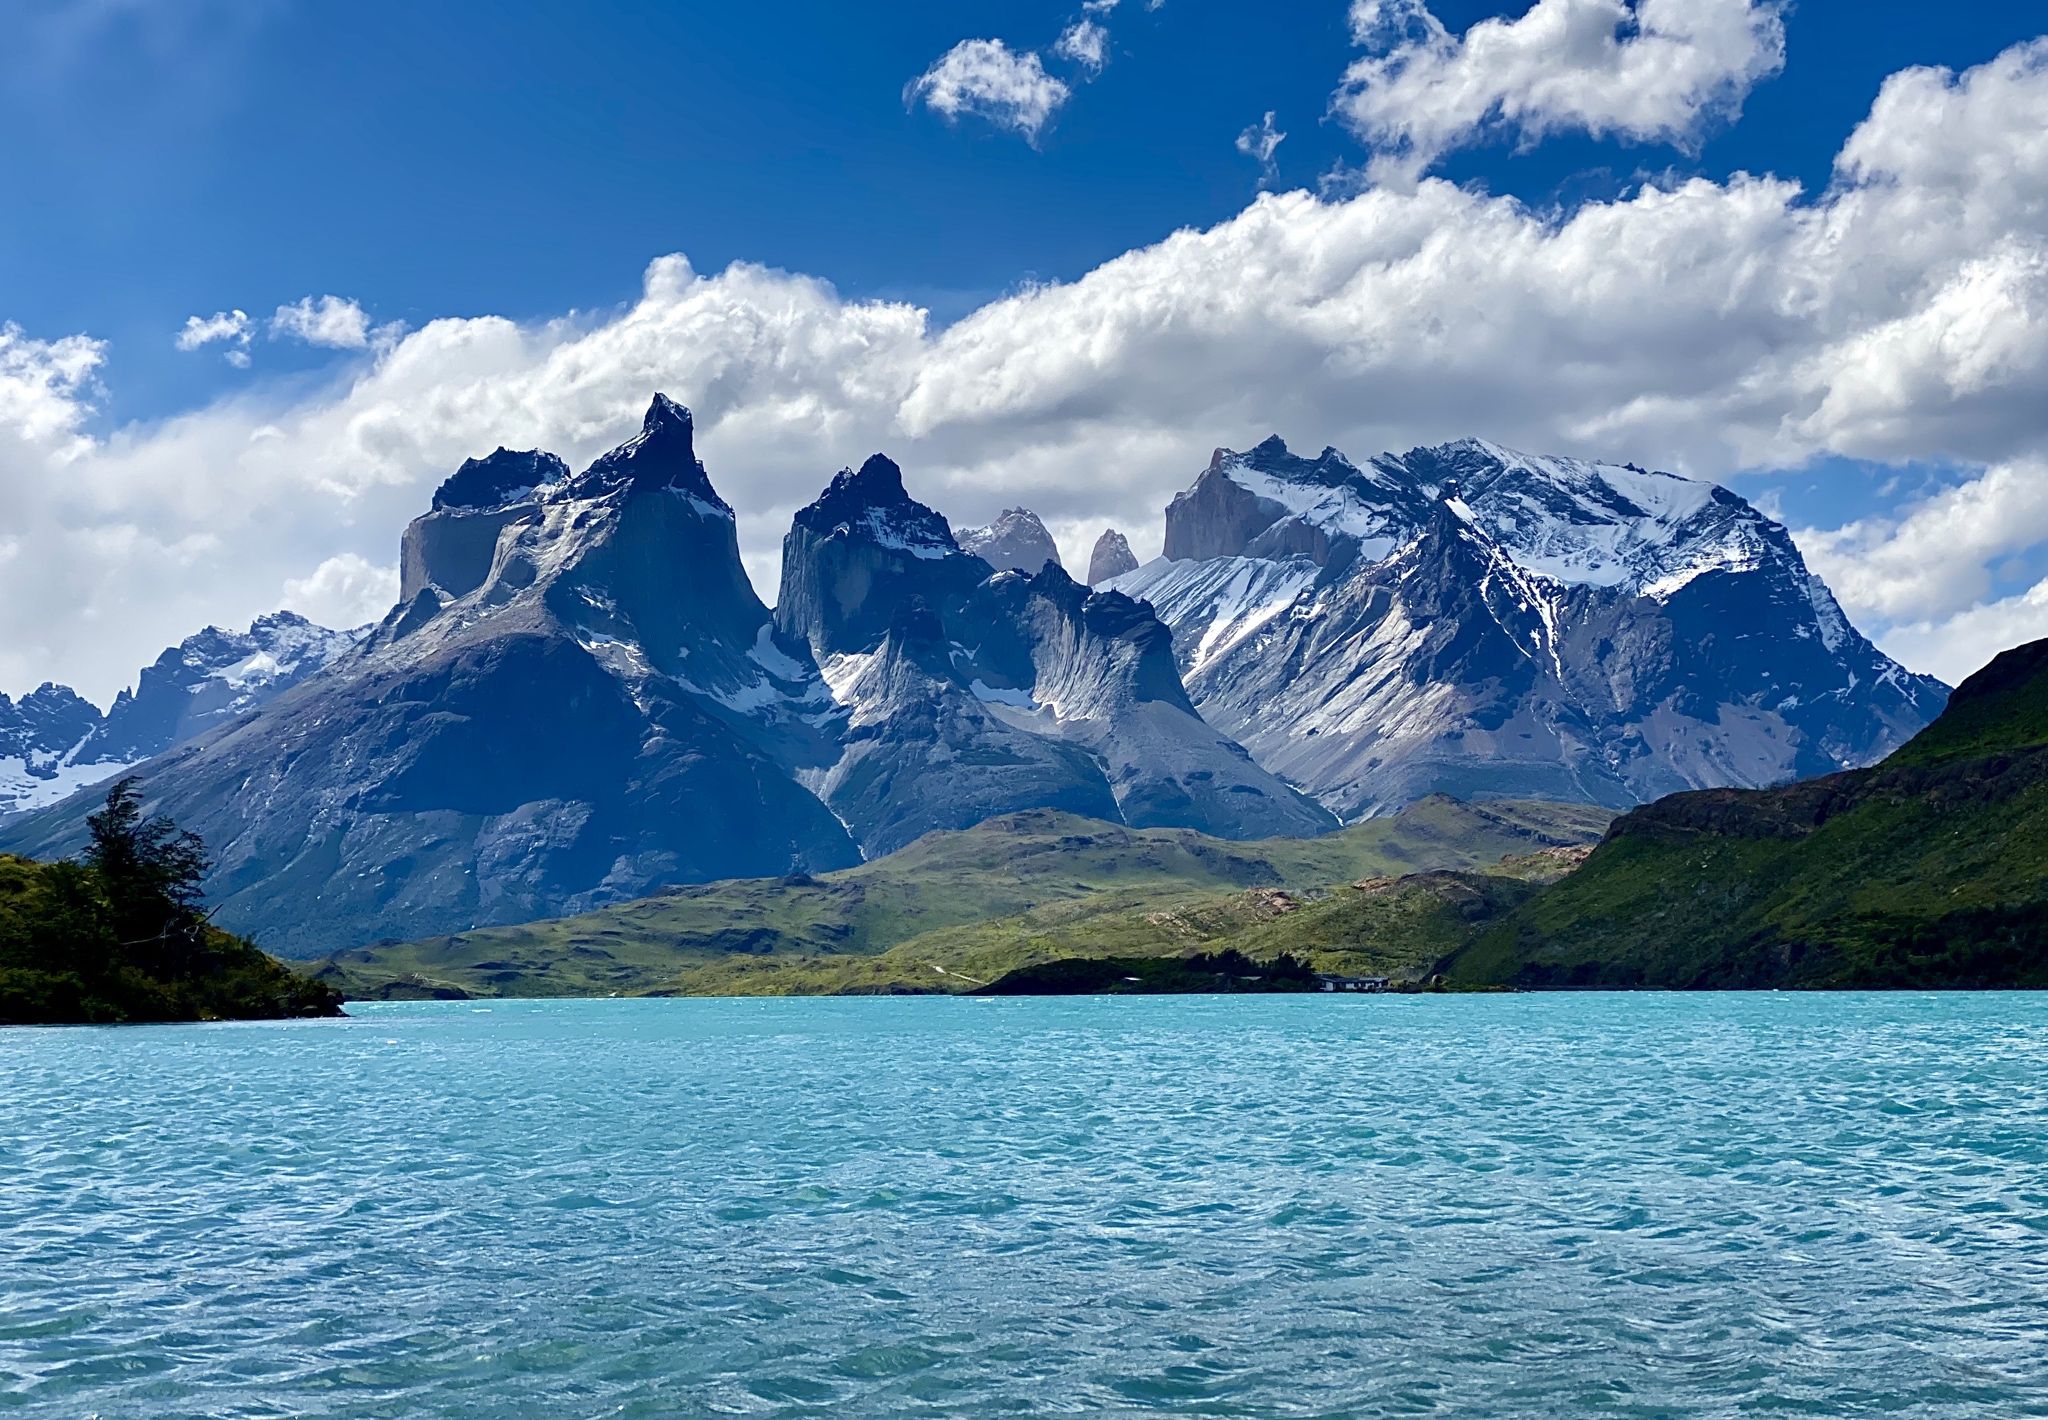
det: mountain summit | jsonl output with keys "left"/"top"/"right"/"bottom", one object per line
{"left": 1112, "top": 436, "right": 1947, "bottom": 818}
{"left": 958, "top": 508, "right": 1063, "bottom": 575}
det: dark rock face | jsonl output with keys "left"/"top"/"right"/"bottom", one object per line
{"left": 958, "top": 508, "right": 1063, "bottom": 574}
{"left": 1118, "top": 437, "right": 1949, "bottom": 820}
{"left": 432, "top": 448, "right": 568, "bottom": 511}
{"left": 0, "top": 614, "right": 358, "bottom": 817}
{"left": 774, "top": 455, "right": 990, "bottom": 661}
{"left": 564, "top": 393, "right": 730, "bottom": 507}
{"left": 1087, "top": 529, "right": 1140, "bottom": 585}
{"left": 405, "top": 449, "right": 569, "bottom": 601}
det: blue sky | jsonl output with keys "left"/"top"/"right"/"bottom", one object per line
{"left": 3, "top": 1, "right": 2048, "bottom": 697}
{"left": 8, "top": 0, "right": 2033, "bottom": 436}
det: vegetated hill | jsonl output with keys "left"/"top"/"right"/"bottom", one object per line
{"left": 0, "top": 784, "right": 342, "bottom": 1025}
{"left": 1441, "top": 638, "right": 2048, "bottom": 989}
{"left": 719, "top": 844, "right": 1593, "bottom": 999}
{"left": 316, "top": 797, "right": 1612, "bottom": 999}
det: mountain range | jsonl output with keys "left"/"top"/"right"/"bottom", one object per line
{"left": 0, "top": 614, "right": 359, "bottom": 817}
{"left": 325, "top": 633, "right": 2048, "bottom": 999}
{"left": 0, "top": 395, "right": 1950, "bottom": 956}
{"left": 0, "top": 398, "right": 1322, "bottom": 953}
{"left": 1103, "top": 436, "right": 1947, "bottom": 817}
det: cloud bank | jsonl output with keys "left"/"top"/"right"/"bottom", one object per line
{"left": 3, "top": 40, "right": 2047, "bottom": 698}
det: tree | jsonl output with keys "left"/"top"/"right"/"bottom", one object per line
{"left": 83, "top": 779, "right": 212, "bottom": 973}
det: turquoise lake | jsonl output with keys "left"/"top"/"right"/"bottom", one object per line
{"left": 4, "top": 994, "right": 2047, "bottom": 1417}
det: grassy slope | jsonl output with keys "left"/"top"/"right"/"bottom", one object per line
{"left": 1444, "top": 641, "right": 2048, "bottom": 989}
{"left": 317, "top": 798, "right": 1612, "bottom": 998}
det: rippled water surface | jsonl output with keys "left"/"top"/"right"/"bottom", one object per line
{"left": 6, "top": 995, "right": 2048, "bottom": 1417}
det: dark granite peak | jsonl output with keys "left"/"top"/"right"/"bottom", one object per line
{"left": 570, "top": 393, "right": 730, "bottom": 509}
{"left": 795, "top": 454, "right": 955, "bottom": 547}
{"left": 432, "top": 448, "right": 569, "bottom": 511}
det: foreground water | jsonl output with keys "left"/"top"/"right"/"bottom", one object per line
{"left": 4, "top": 996, "right": 2048, "bottom": 1418}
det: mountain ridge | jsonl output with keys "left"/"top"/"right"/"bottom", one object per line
{"left": 1114, "top": 434, "right": 1946, "bottom": 818}
{"left": 0, "top": 612, "right": 359, "bottom": 818}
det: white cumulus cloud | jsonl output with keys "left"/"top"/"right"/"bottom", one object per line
{"left": 3, "top": 40, "right": 2048, "bottom": 699}
{"left": 280, "top": 552, "right": 400, "bottom": 631}
{"left": 1335, "top": 0, "right": 1787, "bottom": 183}
{"left": 906, "top": 39, "right": 1070, "bottom": 143}
{"left": 270, "top": 295, "right": 378, "bottom": 350}
{"left": 1055, "top": 20, "right": 1109, "bottom": 75}
{"left": 0, "top": 322, "right": 102, "bottom": 447}
{"left": 1874, "top": 579, "right": 2048, "bottom": 689}
{"left": 1236, "top": 111, "right": 1286, "bottom": 183}
{"left": 174, "top": 309, "right": 253, "bottom": 367}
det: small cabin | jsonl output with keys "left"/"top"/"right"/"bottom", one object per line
{"left": 1318, "top": 974, "right": 1390, "bottom": 993}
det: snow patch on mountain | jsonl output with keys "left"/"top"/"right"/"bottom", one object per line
{"left": 1112, "top": 555, "right": 1321, "bottom": 675}
{"left": 1127, "top": 435, "right": 1950, "bottom": 819}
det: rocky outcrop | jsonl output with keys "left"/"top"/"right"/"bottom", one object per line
{"left": 400, "top": 449, "right": 568, "bottom": 601}
{"left": 774, "top": 455, "right": 991, "bottom": 662}
{"left": 1087, "top": 529, "right": 1139, "bottom": 585}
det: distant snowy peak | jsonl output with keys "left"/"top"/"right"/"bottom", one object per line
{"left": 1087, "top": 529, "right": 1139, "bottom": 585}
{"left": 1191, "top": 433, "right": 1786, "bottom": 599}
{"left": 958, "top": 508, "right": 1063, "bottom": 574}
{"left": 96, "top": 611, "right": 362, "bottom": 758}
{"left": 1381, "top": 439, "right": 1750, "bottom": 595}
{"left": 0, "top": 610, "right": 359, "bottom": 817}
{"left": 1128, "top": 433, "right": 1948, "bottom": 820}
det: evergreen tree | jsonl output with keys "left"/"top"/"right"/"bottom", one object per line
{"left": 83, "top": 779, "right": 211, "bottom": 974}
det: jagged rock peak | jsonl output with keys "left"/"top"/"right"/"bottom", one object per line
{"left": 1229, "top": 435, "right": 1362, "bottom": 484}
{"left": 826, "top": 453, "right": 910, "bottom": 506}
{"left": 958, "top": 507, "right": 1063, "bottom": 574}
{"left": 796, "top": 454, "right": 958, "bottom": 552}
{"left": 1088, "top": 528, "right": 1139, "bottom": 584}
{"left": 432, "top": 448, "right": 569, "bottom": 511}
{"left": 568, "top": 393, "right": 731, "bottom": 512}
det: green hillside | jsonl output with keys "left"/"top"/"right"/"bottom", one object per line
{"left": 316, "top": 797, "right": 1612, "bottom": 998}
{"left": 1, "top": 783, "right": 343, "bottom": 1025}
{"left": 1443, "top": 640, "right": 2048, "bottom": 989}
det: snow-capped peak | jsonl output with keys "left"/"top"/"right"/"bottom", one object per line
{"left": 798, "top": 454, "right": 961, "bottom": 560}
{"left": 1188, "top": 432, "right": 1763, "bottom": 594}
{"left": 958, "top": 507, "right": 1062, "bottom": 574}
